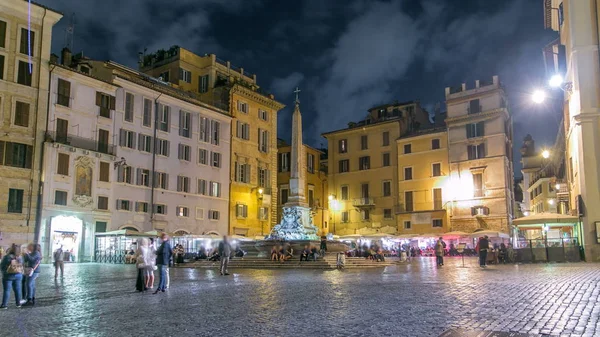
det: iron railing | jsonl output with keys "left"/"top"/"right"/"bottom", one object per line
{"left": 46, "top": 131, "right": 116, "bottom": 155}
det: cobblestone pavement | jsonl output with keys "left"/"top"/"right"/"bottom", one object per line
{"left": 0, "top": 257, "right": 599, "bottom": 337}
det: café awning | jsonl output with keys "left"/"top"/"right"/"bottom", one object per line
{"left": 513, "top": 213, "right": 579, "bottom": 227}
{"left": 95, "top": 229, "right": 148, "bottom": 237}
{"left": 469, "top": 230, "right": 510, "bottom": 239}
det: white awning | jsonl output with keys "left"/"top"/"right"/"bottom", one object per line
{"left": 513, "top": 212, "right": 579, "bottom": 227}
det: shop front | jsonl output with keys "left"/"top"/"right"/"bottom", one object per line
{"left": 40, "top": 214, "right": 95, "bottom": 263}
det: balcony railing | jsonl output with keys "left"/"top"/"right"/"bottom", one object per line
{"left": 46, "top": 131, "right": 116, "bottom": 155}
{"left": 352, "top": 197, "right": 375, "bottom": 207}
{"left": 395, "top": 202, "right": 446, "bottom": 214}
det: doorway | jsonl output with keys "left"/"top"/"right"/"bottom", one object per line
{"left": 50, "top": 215, "right": 83, "bottom": 262}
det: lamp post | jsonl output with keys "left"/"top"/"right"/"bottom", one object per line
{"left": 328, "top": 194, "right": 339, "bottom": 235}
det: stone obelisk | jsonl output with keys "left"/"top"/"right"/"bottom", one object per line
{"left": 268, "top": 87, "right": 318, "bottom": 241}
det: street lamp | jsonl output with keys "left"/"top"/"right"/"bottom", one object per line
{"left": 555, "top": 183, "right": 561, "bottom": 190}
{"left": 328, "top": 194, "right": 340, "bottom": 235}
{"left": 531, "top": 90, "right": 546, "bottom": 104}
{"left": 542, "top": 150, "right": 550, "bottom": 159}
{"left": 548, "top": 74, "right": 564, "bottom": 88}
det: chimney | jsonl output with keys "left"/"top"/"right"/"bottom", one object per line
{"left": 61, "top": 47, "right": 72, "bottom": 67}
{"left": 50, "top": 53, "right": 59, "bottom": 64}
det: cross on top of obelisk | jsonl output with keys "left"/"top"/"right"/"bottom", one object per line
{"left": 294, "top": 87, "right": 301, "bottom": 105}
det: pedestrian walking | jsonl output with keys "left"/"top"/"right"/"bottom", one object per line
{"left": 218, "top": 236, "right": 232, "bottom": 276}
{"left": 53, "top": 246, "right": 65, "bottom": 279}
{"left": 23, "top": 244, "right": 42, "bottom": 306}
{"left": 435, "top": 237, "right": 445, "bottom": 267}
{"left": 478, "top": 236, "right": 490, "bottom": 268}
{"left": 154, "top": 233, "right": 172, "bottom": 294}
{"left": 1, "top": 244, "right": 24, "bottom": 309}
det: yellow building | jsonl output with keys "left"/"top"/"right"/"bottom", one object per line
{"left": 322, "top": 101, "right": 430, "bottom": 235}
{"left": 277, "top": 139, "right": 328, "bottom": 234}
{"left": 0, "top": 1, "right": 62, "bottom": 246}
{"left": 396, "top": 128, "right": 449, "bottom": 236}
{"left": 544, "top": 0, "right": 600, "bottom": 260}
{"left": 140, "top": 46, "right": 284, "bottom": 237}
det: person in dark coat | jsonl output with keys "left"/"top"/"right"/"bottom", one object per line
{"left": 478, "top": 236, "right": 490, "bottom": 268}
{"left": 153, "top": 233, "right": 173, "bottom": 294}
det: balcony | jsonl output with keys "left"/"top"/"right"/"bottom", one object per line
{"left": 46, "top": 131, "right": 116, "bottom": 155}
{"left": 395, "top": 202, "right": 446, "bottom": 214}
{"left": 352, "top": 197, "right": 375, "bottom": 208}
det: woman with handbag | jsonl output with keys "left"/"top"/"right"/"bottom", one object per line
{"left": 135, "top": 238, "right": 155, "bottom": 292}
{"left": 24, "top": 244, "right": 42, "bottom": 306}
{"left": 0, "top": 244, "right": 24, "bottom": 309}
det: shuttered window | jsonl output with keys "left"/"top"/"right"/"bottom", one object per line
{"left": 99, "top": 162, "right": 110, "bottom": 182}
{"left": 57, "top": 153, "right": 69, "bottom": 175}
{"left": 57, "top": 79, "right": 71, "bottom": 107}
{"left": 19, "top": 28, "right": 34, "bottom": 55}
{"left": 14, "top": 101, "right": 30, "bottom": 127}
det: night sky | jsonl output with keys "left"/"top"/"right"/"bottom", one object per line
{"left": 39, "top": 0, "right": 560, "bottom": 176}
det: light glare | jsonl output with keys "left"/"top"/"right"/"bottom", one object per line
{"left": 549, "top": 74, "right": 563, "bottom": 88}
{"left": 532, "top": 90, "right": 546, "bottom": 104}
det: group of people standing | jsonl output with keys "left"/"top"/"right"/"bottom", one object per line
{"left": 134, "top": 233, "right": 173, "bottom": 294}
{"left": 0, "top": 243, "right": 42, "bottom": 309}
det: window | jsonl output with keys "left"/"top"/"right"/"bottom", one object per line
{"left": 158, "top": 105, "right": 170, "bottom": 132}
{"left": 361, "top": 183, "right": 369, "bottom": 198}
{"left": 359, "top": 156, "right": 370, "bottom": 170}
{"left": 138, "top": 134, "right": 152, "bottom": 153}
{"left": 99, "top": 162, "right": 110, "bottom": 182}
{"left": 308, "top": 188, "right": 315, "bottom": 208}
{"left": 119, "top": 129, "right": 136, "bottom": 149}
{"left": 177, "top": 206, "right": 189, "bottom": 217}
{"left": 56, "top": 118, "right": 68, "bottom": 142}
{"left": 473, "top": 173, "right": 484, "bottom": 197}
{"left": 259, "top": 109, "right": 268, "bottom": 121}
{"left": 432, "top": 138, "right": 440, "bottom": 150}
{"left": 258, "top": 168, "right": 270, "bottom": 188}
{"left": 159, "top": 71, "right": 169, "bottom": 82}
{"left": 199, "top": 117, "right": 210, "bottom": 142}
{"left": 197, "top": 179, "right": 207, "bottom": 195}
{"left": 433, "top": 188, "right": 442, "bottom": 210}
{"left": 117, "top": 166, "right": 133, "bottom": 184}
{"left": 339, "top": 159, "right": 349, "bottom": 173}
{"left": 179, "top": 110, "right": 191, "bottom": 138}
{"left": 384, "top": 209, "right": 392, "bottom": 219}
{"left": 432, "top": 219, "right": 443, "bottom": 228}
{"left": 404, "top": 144, "right": 412, "bottom": 154}
{"left": 143, "top": 98, "right": 152, "bottom": 127}
{"left": 341, "top": 211, "right": 349, "bottom": 223}
{"left": 382, "top": 181, "right": 391, "bottom": 197}
{"left": 7, "top": 189, "right": 24, "bottom": 213}
{"left": 199, "top": 75, "right": 209, "bottom": 93}
{"left": 136, "top": 168, "right": 150, "bottom": 187}
{"left": 258, "top": 128, "right": 269, "bottom": 152}
{"left": 57, "top": 79, "right": 71, "bottom": 107}
{"left": 569, "top": 157, "right": 574, "bottom": 182}
{"left": 361, "top": 209, "right": 370, "bottom": 221}
{"left": 259, "top": 207, "right": 269, "bottom": 221}
{"left": 361, "top": 135, "right": 368, "bottom": 150}
{"left": 208, "top": 210, "right": 220, "bottom": 220}
{"left": 341, "top": 186, "right": 349, "bottom": 200}
{"left": 307, "top": 153, "right": 315, "bottom": 173}
{"left": 97, "top": 196, "right": 109, "bottom": 210}
{"left": 280, "top": 188, "right": 289, "bottom": 204}
{"left": 211, "top": 152, "right": 221, "bottom": 168}
{"left": 236, "top": 204, "right": 248, "bottom": 218}
{"left": 467, "top": 144, "right": 485, "bottom": 160}
{"left": 154, "top": 172, "right": 169, "bottom": 189}
{"left": 0, "top": 142, "right": 33, "bottom": 169}
{"left": 210, "top": 181, "right": 221, "bottom": 197}
{"left": 135, "top": 201, "right": 148, "bottom": 213}
{"left": 471, "top": 206, "right": 489, "bottom": 216}
{"left": 211, "top": 121, "right": 220, "bottom": 145}
{"left": 339, "top": 139, "right": 347, "bottom": 153}
{"left": 178, "top": 144, "right": 191, "bottom": 161}
{"left": 17, "top": 61, "right": 33, "bottom": 86}
{"left": 0, "top": 54, "right": 4, "bottom": 80}
{"left": 198, "top": 149, "right": 208, "bottom": 165}
{"left": 195, "top": 207, "right": 205, "bottom": 220}
{"left": 20, "top": 28, "right": 35, "bottom": 55}
{"left": 404, "top": 221, "right": 412, "bottom": 230}
{"left": 466, "top": 122, "right": 484, "bottom": 138}
{"left": 55, "top": 191, "right": 68, "bottom": 206}
{"left": 382, "top": 153, "right": 390, "bottom": 167}
{"left": 96, "top": 92, "right": 115, "bottom": 118}
{"left": 405, "top": 191, "right": 414, "bottom": 212}
{"left": 14, "top": 101, "right": 30, "bottom": 127}
{"left": 404, "top": 167, "right": 413, "bottom": 180}
{"left": 57, "top": 153, "right": 69, "bottom": 175}
{"left": 155, "top": 138, "right": 170, "bottom": 156}
{"left": 235, "top": 162, "right": 251, "bottom": 183}
{"left": 179, "top": 68, "right": 192, "bottom": 83}
{"left": 124, "top": 93, "right": 134, "bottom": 122}
{"left": 236, "top": 121, "right": 250, "bottom": 140}
{"left": 237, "top": 101, "right": 248, "bottom": 113}
{"left": 154, "top": 204, "right": 167, "bottom": 215}
{"left": 558, "top": 2, "right": 564, "bottom": 26}
{"left": 382, "top": 131, "right": 390, "bottom": 146}
{"left": 0, "top": 20, "right": 5, "bottom": 48}
{"left": 177, "top": 176, "right": 190, "bottom": 193}
{"left": 278, "top": 152, "right": 290, "bottom": 172}
{"left": 432, "top": 163, "right": 441, "bottom": 177}
{"left": 468, "top": 99, "right": 481, "bottom": 114}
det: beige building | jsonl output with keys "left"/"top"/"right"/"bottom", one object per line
{"left": 545, "top": 0, "right": 600, "bottom": 260}
{"left": 277, "top": 139, "right": 328, "bottom": 234}
{"left": 0, "top": 1, "right": 61, "bottom": 246}
{"left": 322, "top": 101, "right": 430, "bottom": 235}
{"left": 139, "top": 46, "right": 284, "bottom": 237}
{"left": 445, "top": 76, "right": 514, "bottom": 233}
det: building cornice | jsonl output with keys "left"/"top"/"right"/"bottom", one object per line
{"left": 322, "top": 120, "right": 400, "bottom": 137}
{"left": 445, "top": 108, "right": 508, "bottom": 125}
{"left": 230, "top": 84, "right": 285, "bottom": 111}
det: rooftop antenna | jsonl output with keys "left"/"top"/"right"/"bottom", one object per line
{"left": 64, "top": 13, "right": 75, "bottom": 51}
